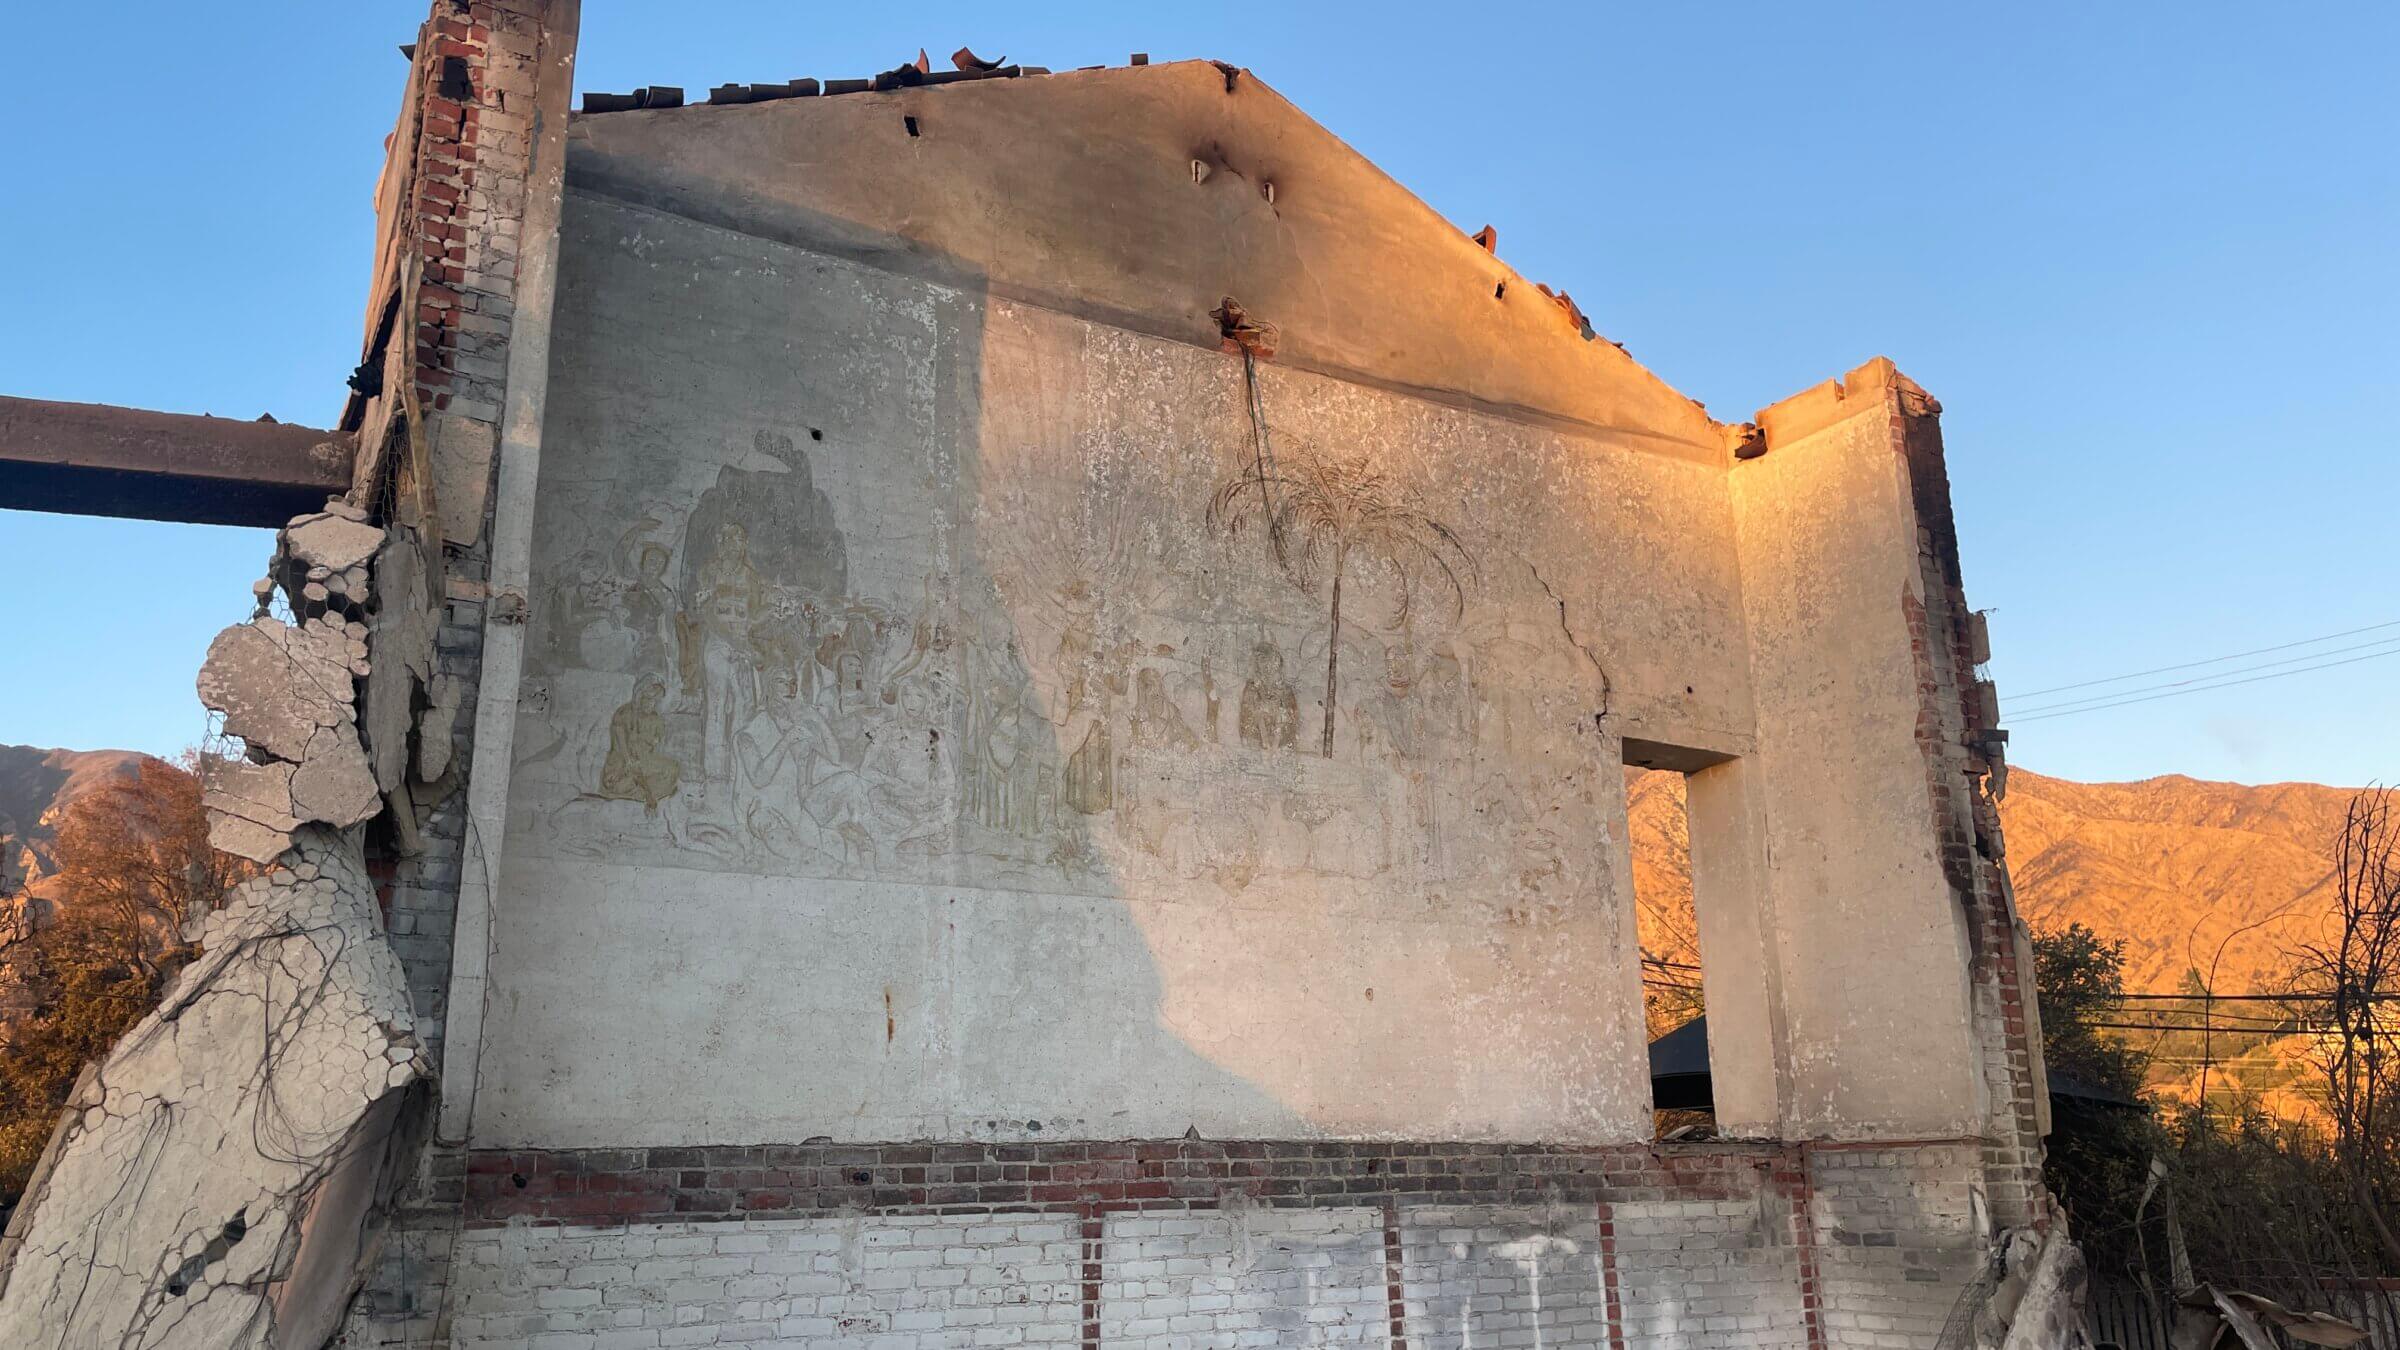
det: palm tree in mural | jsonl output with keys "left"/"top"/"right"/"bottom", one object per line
{"left": 1208, "top": 442, "right": 1475, "bottom": 757}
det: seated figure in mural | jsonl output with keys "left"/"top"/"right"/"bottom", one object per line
{"left": 859, "top": 673, "right": 952, "bottom": 858}
{"left": 598, "top": 675, "right": 681, "bottom": 813}
{"left": 734, "top": 655, "right": 836, "bottom": 861}
{"left": 1129, "top": 667, "right": 1200, "bottom": 751}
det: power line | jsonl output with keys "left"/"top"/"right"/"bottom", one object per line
{"left": 2009, "top": 635, "right": 2400, "bottom": 717}
{"left": 2005, "top": 618, "right": 2400, "bottom": 701}
{"left": 2073, "top": 1013, "right": 2294, "bottom": 1023}
{"left": 2101, "top": 992, "right": 2398, "bottom": 1003}
{"left": 2076, "top": 1022, "right": 2301, "bottom": 1034}
{"left": 2064, "top": 1010, "right": 2300, "bottom": 1029}
{"left": 2086, "top": 1006, "right": 2300, "bottom": 1022}
{"left": 2010, "top": 646, "right": 2400, "bottom": 723}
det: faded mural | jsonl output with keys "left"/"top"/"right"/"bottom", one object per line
{"left": 507, "top": 376, "right": 1608, "bottom": 917}
{"left": 470, "top": 192, "right": 1694, "bottom": 1144}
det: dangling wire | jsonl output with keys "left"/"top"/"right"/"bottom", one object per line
{"left": 1241, "top": 346, "right": 1289, "bottom": 567}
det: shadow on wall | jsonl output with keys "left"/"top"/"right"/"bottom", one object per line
{"left": 466, "top": 171, "right": 1637, "bottom": 1148}
{"left": 472, "top": 185, "right": 1298, "bottom": 1145}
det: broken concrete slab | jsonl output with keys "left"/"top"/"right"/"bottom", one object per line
{"left": 197, "top": 617, "right": 357, "bottom": 763}
{"left": 208, "top": 813, "right": 294, "bottom": 867}
{"left": 289, "top": 724, "right": 382, "bottom": 828}
{"left": 362, "top": 528, "right": 438, "bottom": 795}
{"left": 201, "top": 759, "right": 302, "bottom": 864}
{"left": 0, "top": 826, "right": 425, "bottom": 1347}
{"left": 416, "top": 672, "right": 465, "bottom": 782}
{"left": 282, "top": 510, "right": 385, "bottom": 575}
{"left": 431, "top": 413, "right": 499, "bottom": 548}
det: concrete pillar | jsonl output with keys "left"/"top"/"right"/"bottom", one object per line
{"left": 1729, "top": 358, "right": 1985, "bottom": 1141}
{"left": 1684, "top": 754, "right": 1789, "bottom": 1137}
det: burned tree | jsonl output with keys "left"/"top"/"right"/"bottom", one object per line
{"left": 2294, "top": 784, "right": 2400, "bottom": 1271}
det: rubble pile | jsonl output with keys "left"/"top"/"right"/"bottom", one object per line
{"left": 0, "top": 497, "right": 446, "bottom": 1347}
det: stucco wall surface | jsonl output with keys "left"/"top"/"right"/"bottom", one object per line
{"left": 1728, "top": 395, "right": 1983, "bottom": 1139}
{"left": 466, "top": 184, "right": 1760, "bottom": 1148}
{"left": 560, "top": 63, "right": 1721, "bottom": 460}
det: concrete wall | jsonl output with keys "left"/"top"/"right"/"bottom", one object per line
{"left": 1726, "top": 376, "right": 1984, "bottom": 1140}
{"left": 469, "top": 183, "right": 1757, "bottom": 1148}
{"left": 447, "top": 68, "right": 2012, "bottom": 1157}
{"left": 340, "top": 45, "right": 2037, "bottom": 1350}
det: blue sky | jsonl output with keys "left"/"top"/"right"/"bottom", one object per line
{"left": 3, "top": 2, "right": 2393, "bottom": 786}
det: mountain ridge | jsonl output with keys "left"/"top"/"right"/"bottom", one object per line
{"left": 0, "top": 743, "right": 163, "bottom": 903}
{"left": 1622, "top": 765, "right": 2365, "bottom": 999}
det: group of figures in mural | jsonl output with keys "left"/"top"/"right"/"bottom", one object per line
{"left": 513, "top": 427, "right": 1602, "bottom": 901}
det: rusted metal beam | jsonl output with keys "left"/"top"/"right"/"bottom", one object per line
{"left": 0, "top": 396, "right": 352, "bottom": 528}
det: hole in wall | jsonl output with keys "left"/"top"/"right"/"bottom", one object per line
{"left": 1623, "top": 761, "right": 1712, "bottom": 1141}
{"left": 904, "top": 115, "right": 921, "bottom": 137}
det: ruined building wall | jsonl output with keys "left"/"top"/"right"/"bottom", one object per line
{"left": 449, "top": 61, "right": 2005, "bottom": 1162}
{"left": 1724, "top": 367, "right": 1988, "bottom": 1142}
{"left": 398, "top": 63, "right": 2045, "bottom": 1350}
{"left": 0, "top": 17, "right": 2052, "bottom": 1346}
{"left": 467, "top": 185, "right": 1747, "bottom": 1147}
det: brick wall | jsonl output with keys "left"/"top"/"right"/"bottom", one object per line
{"left": 338, "top": 3, "right": 565, "bottom": 1346}
{"left": 1889, "top": 384, "right": 2048, "bottom": 1231}
{"left": 1805, "top": 1143, "right": 1986, "bottom": 1348}
{"left": 378, "top": 0, "right": 551, "bottom": 1072}
{"left": 1105, "top": 1207, "right": 1385, "bottom": 1350}
{"left": 420, "top": 1139, "right": 1992, "bottom": 1350}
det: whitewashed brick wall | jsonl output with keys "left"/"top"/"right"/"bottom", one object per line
{"left": 1099, "top": 1206, "right": 1386, "bottom": 1350}
{"left": 452, "top": 1214, "right": 1082, "bottom": 1350}
{"left": 446, "top": 1180, "right": 1982, "bottom": 1350}
{"left": 1611, "top": 1197, "right": 1808, "bottom": 1349}
{"left": 1809, "top": 1146, "right": 1985, "bottom": 1349}
{"left": 1394, "top": 1206, "right": 1606, "bottom": 1350}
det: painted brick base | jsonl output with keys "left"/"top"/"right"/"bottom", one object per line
{"left": 373, "top": 1139, "right": 1990, "bottom": 1350}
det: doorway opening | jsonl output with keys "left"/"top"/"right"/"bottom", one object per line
{"left": 1623, "top": 736, "right": 1748, "bottom": 1141}
{"left": 1625, "top": 759, "right": 1708, "bottom": 1139}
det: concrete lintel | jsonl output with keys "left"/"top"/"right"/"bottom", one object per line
{"left": 1621, "top": 735, "right": 1741, "bottom": 775}
{"left": 0, "top": 396, "right": 352, "bottom": 527}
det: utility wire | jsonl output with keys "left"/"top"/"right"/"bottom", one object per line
{"left": 2010, "top": 646, "right": 2400, "bottom": 723}
{"left": 2009, "top": 635, "right": 2400, "bottom": 717}
{"left": 2079, "top": 1005, "right": 2301, "bottom": 1021}
{"left": 2073, "top": 1018, "right": 2294, "bottom": 1028}
{"left": 2100, "top": 991, "right": 2400, "bottom": 1003}
{"left": 2080, "top": 1009, "right": 2300, "bottom": 1025}
{"left": 2005, "top": 617, "right": 2400, "bottom": 700}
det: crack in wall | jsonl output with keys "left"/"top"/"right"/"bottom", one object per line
{"left": 1525, "top": 559, "right": 1613, "bottom": 721}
